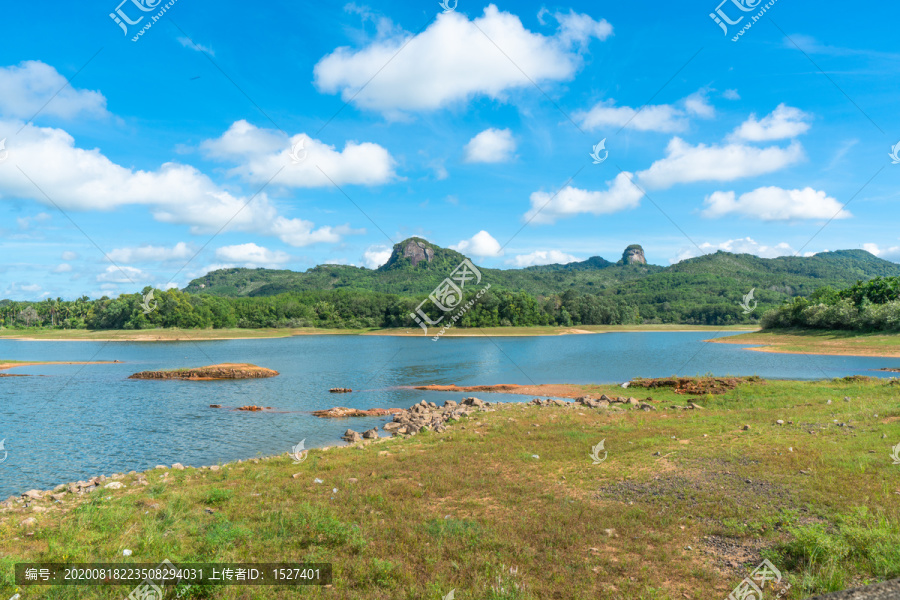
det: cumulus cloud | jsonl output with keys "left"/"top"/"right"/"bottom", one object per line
{"left": 463, "top": 128, "right": 516, "bottom": 163}
{"left": 729, "top": 104, "right": 811, "bottom": 142}
{"left": 524, "top": 172, "right": 643, "bottom": 224}
{"left": 862, "top": 243, "right": 900, "bottom": 261}
{"left": 215, "top": 243, "right": 291, "bottom": 267}
{"left": 61, "top": 251, "right": 78, "bottom": 260}
{"left": 201, "top": 120, "right": 397, "bottom": 187}
{"left": 508, "top": 250, "right": 579, "bottom": 267}
{"left": 723, "top": 89, "right": 740, "bottom": 100}
{"left": 671, "top": 238, "right": 796, "bottom": 263}
{"left": 0, "top": 61, "right": 108, "bottom": 120}
{"left": 637, "top": 138, "right": 805, "bottom": 189}
{"left": 362, "top": 244, "right": 392, "bottom": 269}
{"left": 576, "top": 90, "right": 714, "bottom": 133}
{"left": 0, "top": 119, "right": 360, "bottom": 247}
{"left": 313, "top": 5, "right": 611, "bottom": 114}
{"left": 96, "top": 265, "right": 149, "bottom": 284}
{"left": 702, "top": 186, "right": 848, "bottom": 221}
{"left": 450, "top": 230, "right": 504, "bottom": 257}
{"left": 53, "top": 263, "right": 72, "bottom": 273}
{"left": 107, "top": 242, "right": 194, "bottom": 264}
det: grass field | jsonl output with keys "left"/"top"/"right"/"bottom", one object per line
{"left": 714, "top": 329, "right": 900, "bottom": 358}
{"left": 0, "top": 324, "right": 758, "bottom": 342}
{"left": 2, "top": 376, "right": 899, "bottom": 599}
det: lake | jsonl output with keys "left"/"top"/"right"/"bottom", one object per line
{"left": 1, "top": 331, "right": 898, "bottom": 498}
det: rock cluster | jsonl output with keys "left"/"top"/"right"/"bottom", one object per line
{"left": 129, "top": 363, "right": 278, "bottom": 380}
{"left": 236, "top": 405, "right": 271, "bottom": 412}
{"left": 343, "top": 397, "right": 487, "bottom": 442}
{"left": 329, "top": 388, "right": 352, "bottom": 393}
{"left": 313, "top": 407, "right": 402, "bottom": 418}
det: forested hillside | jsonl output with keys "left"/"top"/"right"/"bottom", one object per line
{"left": 3, "top": 239, "right": 900, "bottom": 330}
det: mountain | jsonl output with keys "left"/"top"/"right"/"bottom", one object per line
{"left": 181, "top": 238, "right": 900, "bottom": 324}
{"left": 183, "top": 238, "right": 663, "bottom": 297}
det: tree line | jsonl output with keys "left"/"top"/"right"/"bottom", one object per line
{"left": 761, "top": 276, "right": 900, "bottom": 332}
{"left": 0, "top": 285, "right": 751, "bottom": 331}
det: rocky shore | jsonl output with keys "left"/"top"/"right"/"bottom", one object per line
{"left": 1, "top": 392, "right": 677, "bottom": 519}
{"left": 128, "top": 363, "right": 279, "bottom": 380}
{"left": 338, "top": 392, "right": 667, "bottom": 442}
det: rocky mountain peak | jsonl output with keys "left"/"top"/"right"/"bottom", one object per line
{"left": 621, "top": 244, "right": 646, "bottom": 265}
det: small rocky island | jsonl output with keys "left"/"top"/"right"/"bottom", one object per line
{"left": 128, "top": 363, "right": 279, "bottom": 380}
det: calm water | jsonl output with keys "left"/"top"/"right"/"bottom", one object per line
{"left": 1, "top": 332, "right": 897, "bottom": 497}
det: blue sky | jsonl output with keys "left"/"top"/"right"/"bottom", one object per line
{"left": 1, "top": 0, "right": 899, "bottom": 300}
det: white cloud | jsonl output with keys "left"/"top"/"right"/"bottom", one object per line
{"left": 20, "top": 283, "right": 41, "bottom": 293}
{"left": 576, "top": 90, "right": 714, "bottom": 133}
{"left": 524, "top": 172, "right": 643, "bottom": 224}
{"left": 450, "top": 230, "right": 504, "bottom": 257}
{"left": 107, "top": 242, "right": 194, "bottom": 264}
{"left": 53, "top": 263, "right": 72, "bottom": 273}
{"left": 702, "top": 186, "right": 848, "bottom": 221}
{"left": 0, "top": 119, "right": 359, "bottom": 248}
{"left": 683, "top": 90, "right": 715, "bottom": 118}
{"left": 508, "top": 250, "right": 579, "bottom": 267}
{"left": 215, "top": 243, "right": 291, "bottom": 268}
{"left": 723, "top": 89, "right": 740, "bottom": 100}
{"left": 96, "top": 265, "right": 149, "bottom": 284}
{"left": 863, "top": 243, "right": 900, "bottom": 261}
{"left": 729, "top": 104, "right": 811, "bottom": 142}
{"left": 671, "top": 238, "right": 796, "bottom": 263}
{"left": 61, "top": 251, "right": 78, "bottom": 260}
{"left": 637, "top": 138, "right": 805, "bottom": 189}
{"left": 178, "top": 37, "right": 214, "bottom": 55}
{"left": 554, "top": 9, "right": 614, "bottom": 49}
{"left": 363, "top": 244, "right": 392, "bottom": 269}
{"left": 463, "top": 128, "right": 516, "bottom": 163}
{"left": 0, "top": 61, "right": 108, "bottom": 120}
{"left": 201, "top": 120, "right": 397, "bottom": 187}
{"left": 313, "top": 5, "right": 611, "bottom": 114}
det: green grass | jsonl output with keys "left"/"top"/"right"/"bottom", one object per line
{"left": 715, "top": 328, "right": 900, "bottom": 357}
{"left": 2, "top": 377, "right": 900, "bottom": 598}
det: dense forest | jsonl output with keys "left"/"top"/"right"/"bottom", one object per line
{"left": 761, "top": 276, "right": 900, "bottom": 332}
{"left": 3, "top": 239, "right": 900, "bottom": 331}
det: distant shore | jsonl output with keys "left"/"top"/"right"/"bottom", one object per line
{"left": 0, "top": 324, "right": 757, "bottom": 342}
{"left": 711, "top": 329, "right": 900, "bottom": 358}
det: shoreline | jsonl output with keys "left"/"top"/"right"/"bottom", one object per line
{"left": 709, "top": 330, "right": 900, "bottom": 358}
{"left": 0, "top": 360, "right": 117, "bottom": 371}
{"left": 0, "top": 325, "right": 758, "bottom": 342}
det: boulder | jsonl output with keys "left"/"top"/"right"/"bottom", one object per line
{"left": 342, "top": 429, "right": 362, "bottom": 443}
{"left": 362, "top": 428, "right": 379, "bottom": 439}
{"left": 22, "top": 490, "right": 42, "bottom": 500}
{"left": 104, "top": 482, "right": 125, "bottom": 490}
{"left": 462, "top": 397, "right": 485, "bottom": 407}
